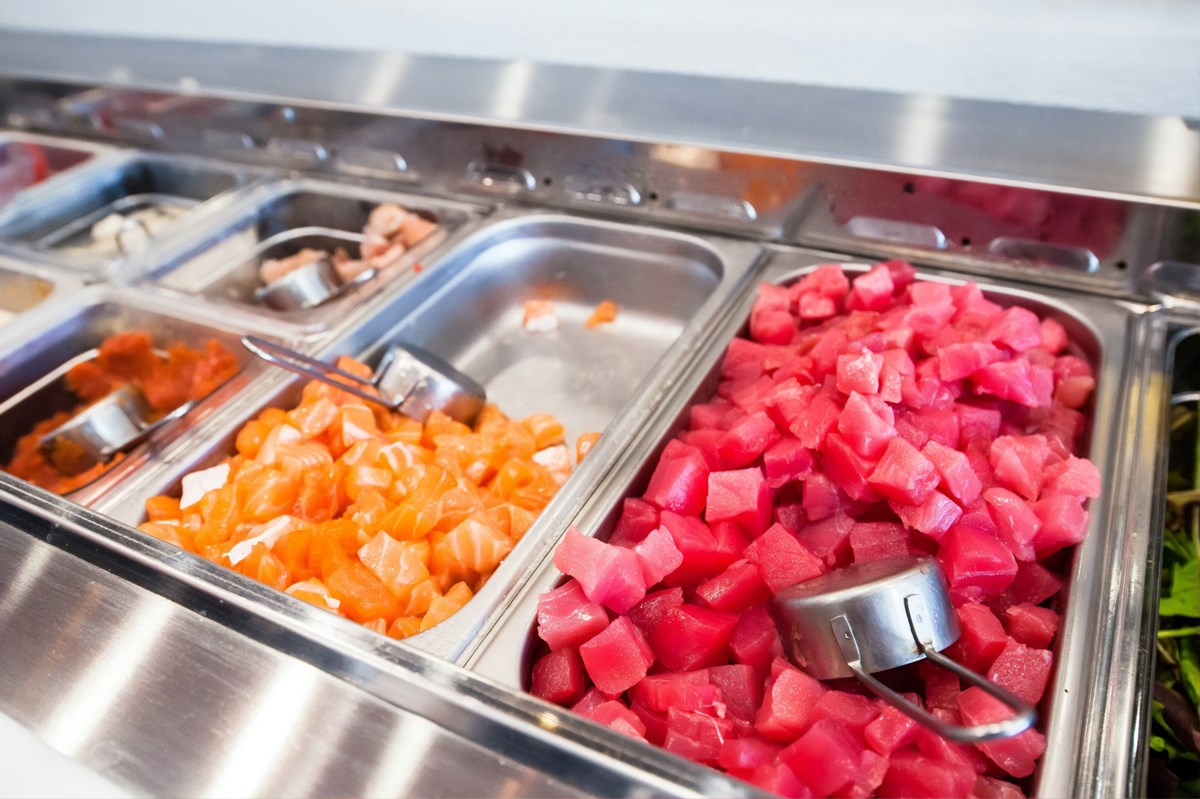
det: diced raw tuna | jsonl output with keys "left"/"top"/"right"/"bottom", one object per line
{"left": 1054, "top": 374, "right": 1096, "bottom": 409}
{"left": 745, "top": 523, "right": 825, "bottom": 592}
{"left": 865, "top": 700, "right": 921, "bottom": 755}
{"left": 780, "top": 719, "right": 863, "bottom": 797}
{"left": 537, "top": 579, "right": 610, "bottom": 651}
{"left": 879, "top": 348, "right": 915, "bottom": 403}
{"left": 972, "top": 775, "right": 1028, "bottom": 798}
{"left": 903, "top": 282, "right": 956, "bottom": 337}
{"left": 958, "top": 404, "right": 1003, "bottom": 448}
{"left": 1039, "top": 317, "right": 1068, "bottom": 354}
{"left": 920, "top": 662, "right": 961, "bottom": 711}
{"left": 812, "top": 691, "right": 879, "bottom": 733}
{"left": 996, "top": 561, "right": 1064, "bottom": 609}
{"left": 632, "top": 526, "right": 685, "bottom": 586}
{"left": 718, "top": 736, "right": 783, "bottom": 774}
{"left": 763, "top": 437, "right": 814, "bottom": 488}
{"left": 628, "top": 670, "right": 715, "bottom": 714}
{"left": 531, "top": 647, "right": 587, "bottom": 705}
{"left": 751, "top": 284, "right": 798, "bottom": 344}
{"left": 823, "top": 431, "right": 883, "bottom": 502}
{"left": 1041, "top": 455, "right": 1101, "bottom": 498}
{"left": 983, "top": 488, "right": 1042, "bottom": 562}
{"left": 986, "top": 638, "right": 1053, "bottom": 705}
{"left": 947, "top": 602, "right": 1008, "bottom": 672}
{"left": 1003, "top": 603, "right": 1059, "bottom": 649}
{"left": 607, "top": 498, "right": 660, "bottom": 548}
{"left": 973, "top": 358, "right": 1053, "bottom": 408}
{"left": 627, "top": 586, "right": 683, "bottom": 634}
{"left": 583, "top": 699, "right": 648, "bottom": 739}
{"left": 879, "top": 750, "right": 976, "bottom": 798}
{"left": 554, "top": 527, "right": 647, "bottom": 612}
{"left": 938, "top": 341, "right": 1004, "bottom": 381}
{"left": 937, "top": 525, "right": 1018, "bottom": 603}
{"left": 706, "top": 468, "right": 772, "bottom": 533}
{"left": 749, "top": 763, "right": 812, "bottom": 798}
{"left": 850, "top": 522, "right": 909, "bottom": 564}
{"left": 838, "top": 351, "right": 885, "bottom": 395}
{"left": 959, "top": 687, "right": 1047, "bottom": 778}
{"left": 723, "top": 337, "right": 772, "bottom": 380}
{"left": 791, "top": 393, "right": 843, "bottom": 449}
{"left": 718, "top": 411, "right": 781, "bottom": 468}
{"left": 795, "top": 263, "right": 852, "bottom": 301}
{"left": 643, "top": 441, "right": 710, "bottom": 515}
{"left": 664, "top": 707, "right": 734, "bottom": 764}
{"left": 729, "top": 606, "right": 785, "bottom": 669}
{"left": 690, "top": 399, "right": 735, "bottom": 430}
{"left": 986, "top": 306, "right": 1043, "bottom": 353}
{"left": 694, "top": 560, "right": 772, "bottom": 613}
{"left": 842, "top": 749, "right": 891, "bottom": 799}
{"left": 803, "top": 471, "right": 844, "bottom": 521}
{"left": 681, "top": 428, "right": 724, "bottom": 469}
{"left": 645, "top": 604, "right": 739, "bottom": 672}
{"left": 838, "top": 392, "right": 898, "bottom": 459}
{"left": 892, "top": 490, "right": 963, "bottom": 539}
{"left": 924, "top": 440, "right": 983, "bottom": 507}
{"left": 1031, "top": 494, "right": 1089, "bottom": 557}
{"left": 708, "top": 663, "right": 765, "bottom": 722}
{"left": 755, "top": 660, "right": 825, "bottom": 741}
{"left": 578, "top": 617, "right": 655, "bottom": 696}
{"left": 849, "top": 263, "right": 897, "bottom": 311}
{"left": 796, "top": 513, "right": 855, "bottom": 566}
{"left": 657, "top": 511, "right": 734, "bottom": 587}
{"left": 989, "top": 435, "right": 1052, "bottom": 501}
{"left": 869, "top": 438, "right": 939, "bottom": 505}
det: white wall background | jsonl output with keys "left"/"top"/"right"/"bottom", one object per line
{"left": 1, "top": 0, "right": 1198, "bottom": 119}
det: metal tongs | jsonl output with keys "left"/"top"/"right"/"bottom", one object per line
{"left": 253, "top": 253, "right": 377, "bottom": 311}
{"left": 241, "top": 335, "right": 486, "bottom": 425}
{"left": 774, "top": 555, "right": 1036, "bottom": 743}
{"left": 38, "top": 384, "right": 194, "bottom": 476}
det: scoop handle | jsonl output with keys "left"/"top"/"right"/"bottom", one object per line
{"left": 241, "top": 336, "right": 397, "bottom": 408}
{"left": 831, "top": 603, "right": 1037, "bottom": 743}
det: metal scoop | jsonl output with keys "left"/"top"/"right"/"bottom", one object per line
{"left": 773, "top": 555, "right": 1036, "bottom": 743}
{"left": 241, "top": 335, "right": 486, "bottom": 425}
{"left": 38, "top": 384, "right": 194, "bottom": 476}
{"left": 254, "top": 254, "right": 377, "bottom": 311}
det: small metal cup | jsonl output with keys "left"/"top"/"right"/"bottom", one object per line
{"left": 39, "top": 384, "right": 194, "bottom": 476}
{"left": 774, "top": 555, "right": 1036, "bottom": 743}
{"left": 255, "top": 256, "right": 344, "bottom": 311}
{"left": 240, "top": 336, "right": 486, "bottom": 425}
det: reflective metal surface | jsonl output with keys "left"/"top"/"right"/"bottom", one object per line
{"left": 0, "top": 493, "right": 751, "bottom": 798}
{"left": 0, "top": 32, "right": 1197, "bottom": 204}
{"left": 0, "top": 29, "right": 1191, "bottom": 799}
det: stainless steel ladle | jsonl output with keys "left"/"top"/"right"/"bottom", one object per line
{"left": 39, "top": 384, "right": 194, "bottom": 476}
{"left": 774, "top": 555, "right": 1036, "bottom": 743}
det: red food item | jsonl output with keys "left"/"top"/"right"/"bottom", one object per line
{"left": 530, "top": 647, "right": 587, "bottom": 705}
{"left": 958, "top": 688, "right": 1047, "bottom": 778}
{"left": 1003, "top": 603, "right": 1059, "bottom": 650}
{"left": 553, "top": 527, "right": 646, "bottom": 613}
{"left": 530, "top": 262, "right": 1101, "bottom": 797}
{"left": 579, "top": 616, "right": 654, "bottom": 696}
{"left": 536, "top": 579, "right": 609, "bottom": 651}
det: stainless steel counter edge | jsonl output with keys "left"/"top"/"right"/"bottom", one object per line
{"left": 0, "top": 31, "right": 1196, "bottom": 204}
{"left": 0, "top": 474, "right": 766, "bottom": 798}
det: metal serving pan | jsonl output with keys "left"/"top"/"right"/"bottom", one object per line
{"left": 467, "top": 247, "right": 1158, "bottom": 798}
{"left": 92, "top": 212, "right": 764, "bottom": 663}
{"left": 142, "top": 179, "right": 487, "bottom": 334}
{"left": 0, "top": 285, "right": 274, "bottom": 507}
{"left": 0, "top": 130, "right": 102, "bottom": 211}
{"left": 0, "top": 152, "right": 264, "bottom": 275}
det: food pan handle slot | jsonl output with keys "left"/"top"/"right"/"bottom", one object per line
{"left": 831, "top": 598, "right": 1036, "bottom": 743}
